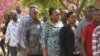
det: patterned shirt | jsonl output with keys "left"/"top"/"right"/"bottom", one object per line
{"left": 5, "top": 20, "right": 19, "bottom": 47}
{"left": 92, "top": 25, "right": 100, "bottom": 56}
{"left": 17, "top": 15, "right": 30, "bottom": 48}
{"left": 24, "top": 19, "right": 42, "bottom": 55}
{"left": 41, "top": 21, "right": 63, "bottom": 56}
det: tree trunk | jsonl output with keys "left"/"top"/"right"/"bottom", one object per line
{"left": 95, "top": 0, "right": 100, "bottom": 8}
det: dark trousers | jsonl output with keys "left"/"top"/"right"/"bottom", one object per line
{"left": 9, "top": 46, "right": 17, "bottom": 56}
{"left": 27, "top": 54, "right": 42, "bottom": 56}
{"left": 0, "top": 40, "right": 6, "bottom": 56}
{"left": 73, "top": 54, "right": 80, "bottom": 56}
{"left": 7, "top": 44, "right": 9, "bottom": 56}
{"left": 0, "top": 45, "right": 6, "bottom": 56}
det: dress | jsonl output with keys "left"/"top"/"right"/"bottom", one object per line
{"left": 41, "top": 21, "right": 63, "bottom": 56}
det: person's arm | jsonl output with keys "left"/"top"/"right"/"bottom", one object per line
{"left": 74, "top": 23, "right": 82, "bottom": 51}
{"left": 17, "top": 22, "right": 22, "bottom": 42}
{"left": 17, "top": 18, "right": 24, "bottom": 44}
{"left": 92, "top": 29, "right": 98, "bottom": 56}
{"left": 59, "top": 26, "right": 66, "bottom": 51}
{"left": 25, "top": 28, "right": 32, "bottom": 54}
{"left": 81, "top": 27, "right": 88, "bottom": 56}
{"left": 81, "top": 36, "right": 87, "bottom": 56}
{"left": 75, "top": 29, "right": 81, "bottom": 52}
{"left": 42, "top": 47, "right": 47, "bottom": 56}
{"left": 16, "top": 18, "right": 23, "bottom": 50}
{"left": 5, "top": 22, "right": 11, "bottom": 44}
{"left": 76, "top": 38, "right": 81, "bottom": 51}
{"left": 16, "top": 22, "right": 22, "bottom": 51}
{"left": 40, "top": 23, "right": 48, "bottom": 56}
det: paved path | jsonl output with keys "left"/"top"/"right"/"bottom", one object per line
{"left": 0, "top": 48, "right": 7, "bottom": 56}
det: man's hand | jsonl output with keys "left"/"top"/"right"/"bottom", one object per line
{"left": 26, "top": 48, "right": 32, "bottom": 54}
{"left": 43, "top": 51, "right": 47, "bottom": 56}
{"left": 43, "top": 47, "right": 47, "bottom": 56}
{"left": 16, "top": 43, "right": 20, "bottom": 52}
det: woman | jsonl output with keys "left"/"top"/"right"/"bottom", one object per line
{"left": 3, "top": 14, "right": 10, "bottom": 56}
{"left": 41, "top": 7, "right": 63, "bottom": 56}
{"left": 3, "top": 14, "right": 10, "bottom": 34}
{"left": 59, "top": 12, "right": 76, "bottom": 56}
{"left": 0, "top": 19, "right": 6, "bottom": 56}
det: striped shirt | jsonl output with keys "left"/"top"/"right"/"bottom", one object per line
{"left": 92, "top": 25, "right": 100, "bottom": 56}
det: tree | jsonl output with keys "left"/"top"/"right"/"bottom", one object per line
{"left": 20, "top": 0, "right": 62, "bottom": 16}
{"left": 0, "top": 0, "right": 10, "bottom": 19}
{"left": 95, "top": 0, "right": 100, "bottom": 8}
{"left": 20, "top": 0, "right": 94, "bottom": 18}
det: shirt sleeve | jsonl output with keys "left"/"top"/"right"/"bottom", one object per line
{"left": 5, "top": 22, "right": 11, "bottom": 44}
{"left": 75, "top": 23, "right": 82, "bottom": 38}
{"left": 25, "top": 27, "right": 30, "bottom": 48}
{"left": 92, "top": 29, "right": 98, "bottom": 56}
{"left": 15, "top": 22, "right": 21, "bottom": 44}
{"left": 16, "top": 18, "right": 23, "bottom": 43}
{"left": 40, "top": 23, "right": 48, "bottom": 48}
{"left": 81, "top": 26, "right": 88, "bottom": 41}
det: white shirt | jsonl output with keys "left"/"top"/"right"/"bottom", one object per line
{"left": 5, "top": 20, "right": 19, "bottom": 47}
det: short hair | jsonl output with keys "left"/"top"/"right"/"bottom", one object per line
{"left": 30, "top": 8, "right": 38, "bottom": 13}
{"left": 29, "top": 4, "right": 38, "bottom": 9}
{"left": 87, "top": 6, "right": 95, "bottom": 9}
{"left": 4, "top": 14, "right": 10, "bottom": 20}
{"left": 84, "top": 6, "right": 95, "bottom": 13}
{"left": 16, "top": 7, "right": 21, "bottom": 14}
{"left": 66, "top": 11, "right": 74, "bottom": 18}
{"left": 10, "top": 10, "right": 17, "bottom": 15}
{"left": 49, "top": 7, "right": 55, "bottom": 16}
{"left": 93, "top": 8, "right": 100, "bottom": 14}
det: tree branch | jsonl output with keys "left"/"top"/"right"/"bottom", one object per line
{"left": 77, "top": 0, "right": 87, "bottom": 14}
{"left": 59, "top": 0, "right": 68, "bottom": 9}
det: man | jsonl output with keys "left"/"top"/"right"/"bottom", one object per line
{"left": 16, "top": 6, "right": 22, "bottom": 19}
{"left": 17, "top": 5, "right": 38, "bottom": 56}
{"left": 75, "top": 6, "right": 95, "bottom": 56}
{"left": 3, "top": 14, "right": 10, "bottom": 56}
{"left": 60, "top": 9, "right": 68, "bottom": 25}
{"left": 5, "top": 10, "right": 19, "bottom": 56}
{"left": 92, "top": 9, "right": 100, "bottom": 56}
{"left": 24, "top": 7, "right": 42, "bottom": 56}
{"left": 81, "top": 8, "right": 100, "bottom": 56}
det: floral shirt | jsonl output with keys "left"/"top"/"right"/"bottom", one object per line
{"left": 5, "top": 20, "right": 19, "bottom": 47}
{"left": 24, "top": 19, "right": 42, "bottom": 55}
{"left": 41, "top": 21, "right": 63, "bottom": 56}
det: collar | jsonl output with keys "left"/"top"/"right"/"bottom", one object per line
{"left": 48, "top": 20, "right": 63, "bottom": 27}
